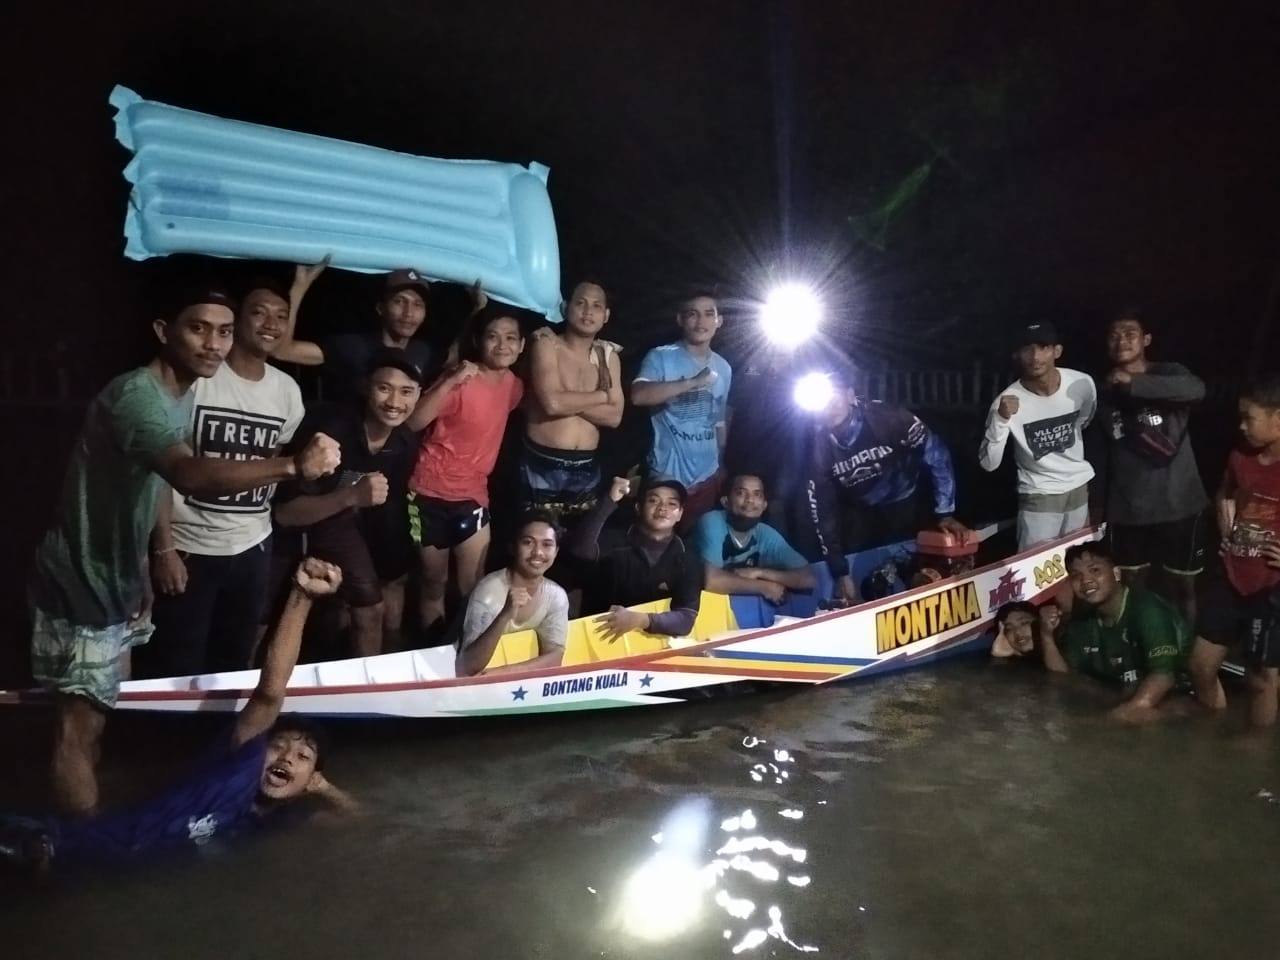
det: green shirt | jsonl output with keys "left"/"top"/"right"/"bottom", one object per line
{"left": 30, "top": 367, "right": 193, "bottom": 627}
{"left": 1060, "top": 587, "right": 1190, "bottom": 684}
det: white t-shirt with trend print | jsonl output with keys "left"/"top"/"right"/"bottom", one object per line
{"left": 979, "top": 367, "right": 1097, "bottom": 495}
{"left": 171, "top": 362, "right": 304, "bottom": 555}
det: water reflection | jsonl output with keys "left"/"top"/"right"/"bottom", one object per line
{"left": 616, "top": 734, "right": 820, "bottom": 955}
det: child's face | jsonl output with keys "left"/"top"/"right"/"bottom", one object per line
{"left": 1238, "top": 399, "right": 1280, "bottom": 449}
{"left": 1000, "top": 610, "right": 1036, "bottom": 654}
{"left": 259, "top": 731, "right": 319, "bottom": 801}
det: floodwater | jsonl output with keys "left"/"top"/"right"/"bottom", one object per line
{"left": 2, "top": 660, "right": 1278, "bottom": 960}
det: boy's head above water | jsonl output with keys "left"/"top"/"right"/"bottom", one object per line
{"left": 1064, "top": 542, "right": 1119, "bottom": 607}
{"left": 260, "top": 717, "right": 327, "bottom": 802}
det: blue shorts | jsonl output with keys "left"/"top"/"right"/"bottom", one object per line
{"left": 519, "top": 437, "right": 600, "bottom": 524}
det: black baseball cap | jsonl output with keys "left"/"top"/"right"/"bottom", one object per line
{"left": 366, "top": 348, "right": 423, "bottom": 383}
{"left": 383, "top": 268, "right": 431, "bottom": 301}
{"left": 637, "top": 476, "right": 689, "bottom": 505}
{"left": 1015, "top": 321, "right": 1060, "bottom": 349}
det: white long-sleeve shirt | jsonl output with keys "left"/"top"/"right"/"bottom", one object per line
{"left": 979, "top": 368, "right": 1097, "bottom": 495}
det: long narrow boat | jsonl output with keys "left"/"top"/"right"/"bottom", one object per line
{"left": 39, "top": 528, "right": 1087, "bottom": 719}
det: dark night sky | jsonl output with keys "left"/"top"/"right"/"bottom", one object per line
{"left": 0, "top": 0, "right": 1277, "bottom": 679}
{"left": 4, "top": 0, "right": 1278, "bottom": 379}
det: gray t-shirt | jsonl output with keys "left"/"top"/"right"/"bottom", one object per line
{"left": 1095, "top": 362, "right": 1209, "bottom": 526}
{"left": 458, "top": 570, "right": 570, "bottom": 656}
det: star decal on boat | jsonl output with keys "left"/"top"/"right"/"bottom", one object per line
{"left": 511, "top": 686, "right": 527, "bottom": 701}
{"left": 639, "top": 674, "right": 654, "bottom": 688}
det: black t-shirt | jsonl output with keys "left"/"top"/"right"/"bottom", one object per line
{"left": 582, "top": 529, "right": 704, "bottom": 615}
{"left": 277, "top": 402, "right": 418, "bottom": 556}
{"left": 319, "top": 332, "right": 437, "bottom": 405}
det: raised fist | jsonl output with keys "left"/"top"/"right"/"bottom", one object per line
{"left": 608, "top": 476, "right": 632, "bottom": 503}
{"left": 997, "top": 395, "right": 1020, "bottom": 421}
{"left": 296, "top": 433, "right": 341, "bottom": 480}
{"left": 294, "top": 557, "right": 343, "bottom": 598}
{"left": 353, "top": 472, "right": 389, "bottom": 508}
{"left": 506, "top": 586, "right": 532, "bottom": 610}
{"left": 452, "top": 360, "right": 480, "bottom": 385}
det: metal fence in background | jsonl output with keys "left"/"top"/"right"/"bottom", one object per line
{"left": 0, "top": 349, "right": 1244, "bottom": 412}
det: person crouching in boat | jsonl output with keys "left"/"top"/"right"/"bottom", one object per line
{"left": 1, "top": 559, "right": 358, "bottom": 873}
{"left": 1039, "top": 541, "right": 1191, "bottom": 722}
{"left": 569, "top": 476, "right": 705, "bottom": 642}
{"left": 455, "top": 512, "right": 570, "bottom": 677}
{"left": 691, "top": 471, "right": 816, "bottom": 605}
{"left": 803, "top": 362, "right": 972, "bottom": 607}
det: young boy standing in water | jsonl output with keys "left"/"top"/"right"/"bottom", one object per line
{"left": 979, "top": 322, "right": 1097, "bottom": 550}
{"left": 1040, "top": 542, "right": 1191, "bottom": 721}
{"left": 3, "top": 559, "right": 356, "bottom": 871}
{"left": 1189, "top": 376, "right": 1280, "bottom": 727}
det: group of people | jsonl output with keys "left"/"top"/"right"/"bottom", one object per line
{"left": 11, "top": 257, "right": 1280, "bottom": 870}
{"left": 985, "top": 314, "right": 1280, "bottom": 727}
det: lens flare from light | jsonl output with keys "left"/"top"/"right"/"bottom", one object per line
{"left": 760, "top": 284, "right": 822, "bottom": 347}
{"left": 792, "top": 372, "right": 835, "bottom": 412}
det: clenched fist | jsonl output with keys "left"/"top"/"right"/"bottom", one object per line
{"left": 293, "top": 557, "right": 343, "bottom": 599}
{"left": 353, "top": 472, "right": 388, "bottom": 508}
{"left": 997, "top": 395, "right": 1020, "bottom": 421}
{"left": 505, "top": 586, "right": 532, "bottom": 611}
{"left": 608, "top": 476, "right": 632, "bottom": 503}
{"left": 295, "top": 433, "right": 341, "bottom": 480}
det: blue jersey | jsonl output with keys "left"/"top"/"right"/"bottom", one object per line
{"left": 693, "top": 510, "right": 809, "bottom": 572}
{"left": 636, "top": 343, "right": 732, "bottom": 487}
{"left": 47, "top": 731, "right": 268, "bottom": 864}
{"left": 807, "top": 400, "right": 956, "bottom": 575}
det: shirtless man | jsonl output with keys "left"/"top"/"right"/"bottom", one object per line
{"left": 521, "top": 281, "right": 624, "bottom": 525}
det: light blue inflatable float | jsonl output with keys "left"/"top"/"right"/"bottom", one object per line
{"left": 110, "top": 85, "right": 563, "bottom": 319}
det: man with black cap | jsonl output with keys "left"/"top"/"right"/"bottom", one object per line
{"left": 274, "top": 349, "right": 424, "bottom": 656}
{"left": 804, "top": 362, "right": 969, "bottom": 605}
{"left": 979, "top": 321, "right": 1097, "bottom": 550}
{"left": 568, "top": 475, "right": 704, "bottom": 640}
{"left": 28, "top": 286, "right": 341, "bottom": 817}
{"left": 274, "top": 263, "right": 437, "bottom": 404}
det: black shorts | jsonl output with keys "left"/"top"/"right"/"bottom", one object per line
{"left": 407, "top": 493, "right": 489, "bottom": 549}
{"left": 1108, "top": 512, "right": 1209, "bottom": 575}
{"left": 1196, "top": 564, "right": 1280, "bottom": 669}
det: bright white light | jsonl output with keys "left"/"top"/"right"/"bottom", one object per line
{"left": 793, "top": 372, "right": 835, "bottom": 412}
{"left": 760, "top": 284, "right": 822, "bottom": 347}
{"left": 619, "top": 852, "right": 708, "bottom": 941}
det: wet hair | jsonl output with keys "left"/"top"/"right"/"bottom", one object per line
{"left": 678, "top": 288, "right": 719, "bottom": 311}
{"left": 567, "top": 278, "right": 610, "bottom": 308}
{"left": 995, "top": 601, "right": 1037, "bottom": 625}
{"left": 270, "top": 716, "right": 328, "bottom": 772}
{"left": 1064, "top": 541, "right": 1114, "bottom": 569}
{"left": 1108, "top": 307, "right": 1148, "bottom": 334}
{"left": 512, "top": 509, "right": 562, "bottom": 545}
{"left": 1241, "top": 374, "right": 1280, "bottom": 411}
{"left": 461, "top": 303, "right": 525, "bottom": 363}
{"left": 240, "top": 275, "right": 292, "bottom": 308}
{"left": 727, "top": 471, "right": 767, "bottom": 498}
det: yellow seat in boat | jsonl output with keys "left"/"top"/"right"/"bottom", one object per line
{"left": 559, "top": 592, "right": 738, "bottom": 666}
{"left": 482, "top": 628, "right": 540, "bottom": 671}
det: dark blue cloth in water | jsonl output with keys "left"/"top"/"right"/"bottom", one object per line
{"left": 47, "top": 731, "right": 267, "bottom": 864}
